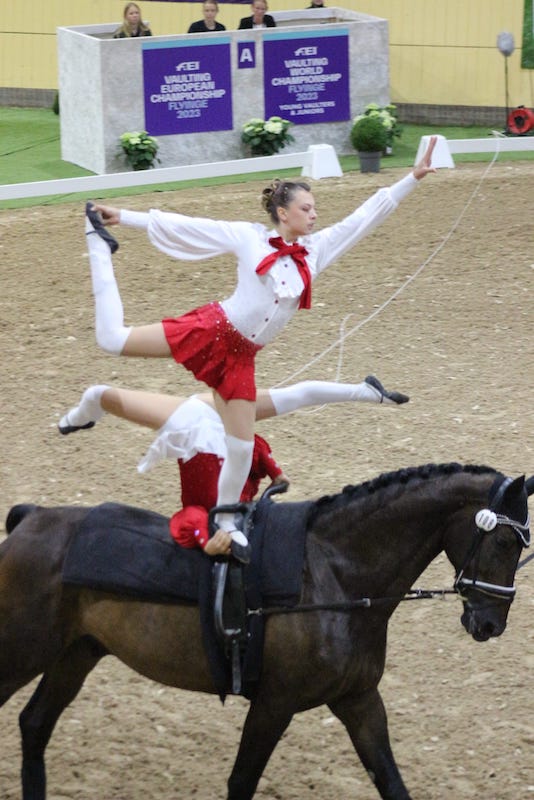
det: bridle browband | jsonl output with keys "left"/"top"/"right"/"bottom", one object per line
{"left": 453, "top": 477, "right": 531, "bottom": 602}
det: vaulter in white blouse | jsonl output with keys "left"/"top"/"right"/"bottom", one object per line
{"left": 83, "top": 136, "right": 436, "bottom": 560}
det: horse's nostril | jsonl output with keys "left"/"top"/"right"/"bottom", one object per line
{"left": 480, "top": 621, "right": 496, "bottom": 639}
{"left": 482, "top": 619, "right": 505, "bottom": 639}
{"left": 462, "top": 609, "right": 502, "bottom": 641}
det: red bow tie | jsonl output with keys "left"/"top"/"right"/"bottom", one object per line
{"left": 256, "top": 236, "right": 311, "bottom": 310}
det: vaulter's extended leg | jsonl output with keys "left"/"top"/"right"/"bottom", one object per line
{"left": 19, "top": 637, "right": 107, "bottom": 800}
{"left": 85, "top": 203, "right": 170, "bottom": 359}
{"left": 266, "top": 375, "right": 409, "bottom": 416}
{"left": 328, "top": 688, "right": 413, "bottom": 800}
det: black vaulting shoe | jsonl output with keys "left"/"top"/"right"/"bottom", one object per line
{"left": 364, "top": 375, "right": 409, "bottom": 405}
{"left": 58, "top": 418, "right": 96, "bottom": 436}
{"left": 85, "top": 201, "right": 119, "bottom": 254}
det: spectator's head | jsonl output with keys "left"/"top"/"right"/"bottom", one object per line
{"left": 202, "top": 0, "right": 220, "bottom": 25}
{"left": 251, "top": 0, "right": 269, "bottom": 25}
{"left": 124, "top": 3, "right": 141, "bottom": 29}
{"left": 120, "top": 3, "right": 149, "bottom": 36}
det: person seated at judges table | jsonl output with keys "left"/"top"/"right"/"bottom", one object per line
{"left": 238, "top": 0, "right": 276, "bottom": 29}
{"left": 188, "top": 0, "right": 226, "bottom": 33}
{"left": 113, "top": 2, "right": 152, "bottom": 38}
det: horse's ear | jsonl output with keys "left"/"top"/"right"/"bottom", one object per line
{"left": 525, "top": 475, "right": 534, "bottom": 496}
{"left": 505, "top": 475, "right": 525, "bottom": 501}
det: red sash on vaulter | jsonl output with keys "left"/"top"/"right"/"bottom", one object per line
{"left": 256, "top": 236, "right": 311, "bottom": 310}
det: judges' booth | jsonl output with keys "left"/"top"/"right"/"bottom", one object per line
{"left": 57, "top": 8, "right": 389, "bottom": 174}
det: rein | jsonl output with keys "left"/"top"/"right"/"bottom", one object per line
{"left": 249, "top": 588, "right": 458, "bottom": 618}
{"left": 518, "top": 550, "right": 534, "bottom": 569}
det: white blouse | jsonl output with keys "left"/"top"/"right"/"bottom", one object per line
{"left": 121, "top": 173, "right": 418, "bottom": 347}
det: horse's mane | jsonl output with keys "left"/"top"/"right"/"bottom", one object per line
{"left": 308, "top": 462, "right": 501, "bottom": 525}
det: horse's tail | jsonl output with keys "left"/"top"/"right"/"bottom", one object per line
{"left": 5, "top": 503, "right": 40, "bottom": 534}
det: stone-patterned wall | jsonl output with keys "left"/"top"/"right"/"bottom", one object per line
{"left": 57, "top": 10, "right": 390, "bottom": 174}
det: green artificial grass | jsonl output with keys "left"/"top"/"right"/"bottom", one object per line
{"left": 1, "top": 106, "right": 532, "bottom": 209}
{"left": 1, "top": 108, "right": 94, "bottom": 184}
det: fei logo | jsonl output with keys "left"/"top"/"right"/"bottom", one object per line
{"left": 294, "top": 46, "right": 317, "bottom": 56}
{"left": 175, "top": 61, "right": 200, "bottom": 72}
{"left": 237, "top": 41, "right": 256, "bottom": 69}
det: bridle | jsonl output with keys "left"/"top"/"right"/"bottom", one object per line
{"left": 453, "top": 477, "right": 531, "bottom": 602}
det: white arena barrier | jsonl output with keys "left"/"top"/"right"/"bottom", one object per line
{"left": 415, "top": 132, "right": 534, "bottom": 168}
{"left": 0, "top": 144, "right": 342, "bottom": 202}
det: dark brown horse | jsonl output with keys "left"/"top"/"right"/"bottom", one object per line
{"left": 0, "top": 462, "right": 531, "bottom": 800}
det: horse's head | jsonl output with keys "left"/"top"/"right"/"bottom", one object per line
{"left": 445, "top": 474, "right": 531, "bottom": 642}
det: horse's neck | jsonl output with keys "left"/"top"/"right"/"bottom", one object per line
{"left": 306, "top": 513, "right": 441, "bottom": 602}
{"left": 305, "top": 476, "right": 487, "bottom": 600}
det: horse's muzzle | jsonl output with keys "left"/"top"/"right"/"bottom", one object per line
{"left": 460, "top": 601, "right": 508, "bottom": 641}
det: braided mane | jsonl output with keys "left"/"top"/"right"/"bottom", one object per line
{"left": 309, "top": 462, "right": 501, "bottom": 524}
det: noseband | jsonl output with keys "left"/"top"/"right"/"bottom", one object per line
{"left": 454, "top": 477, "right": 531, "bottom": 601}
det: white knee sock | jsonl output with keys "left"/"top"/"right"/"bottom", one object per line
{"left": 215, "top": 435, "right": 254, "bottom": 532}
{"left": 86, "top": 219, "right": 131, "bottom": 355}
{"left": 61, "top": 384, "right": 110, "bottom": 428}
{"left": 269, "top": 380, "right": 383, "bottom": 416}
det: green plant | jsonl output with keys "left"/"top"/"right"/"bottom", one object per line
{"left": 241, "top": 116, "right": 295, "bottom": 156}
{"left": 350, "top": 115, "right": 388, "bottom": 153}
{"left": 119, "top": 131, "right": 160, "bottom": 170}
{"left": 354, "top": 103, "right": 402, "bottom": 151}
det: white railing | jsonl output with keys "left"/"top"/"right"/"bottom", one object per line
{"left": 0, "top": 144, "right": 342, "bottom": 202}
{"left": 415, "top": 133, "right": 534, "bottom": 168}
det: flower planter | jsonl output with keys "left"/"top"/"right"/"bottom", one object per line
{"left": 241, "top": 116, "right": 294, "bottom": 157}
{"left": 358, "top": 151, "right": 381, "bottom": 173}
{"left": 351, "top": 104, "right": 401, "bottom": 167}
{"left": 119, "top": 131, "right": 160, "bottom": 171}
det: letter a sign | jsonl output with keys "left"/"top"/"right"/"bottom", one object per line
{"left": 238, "top": 41, "right": 256, "bottom": 69}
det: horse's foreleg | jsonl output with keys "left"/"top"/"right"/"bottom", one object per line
{"left": 19, "top": 636, "right": 106, "bottom": 800}
{"left": 328, "top": 689, "right": 412, "bottom": 800}
{"left": 227, "top": 700, "right": 294, "bottom": 800}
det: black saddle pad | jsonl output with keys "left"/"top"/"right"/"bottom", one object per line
{"left": 247, "top": 495, "right": 312, "bottom": 607}
{"left": 63, "top": 498, "right": 312, "bottom": 607}
{"left": 63, "top": 502, "right": 208, "bottom": 602}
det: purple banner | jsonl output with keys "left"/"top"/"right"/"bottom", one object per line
{"left": 263, "top": 30, "right": 350, "bottom": 125}
{"left": 142, "top": 38, "right": 233, "bottom": 135}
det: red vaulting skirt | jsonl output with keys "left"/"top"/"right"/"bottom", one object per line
{"left": 162, "top": 302, "right": 262, "bottom": 401}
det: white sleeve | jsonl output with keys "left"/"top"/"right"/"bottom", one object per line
{"left": 120, "top": 210, "right": 150, "bottom": 229}
{"left": 311, "top": 173, "right": 419, "bottom": 272}
{"left": 147, "top": 211, "right": 254, "bottom": 261}
{"left": 388, "top": 173, "right": 419, "bottom": 204}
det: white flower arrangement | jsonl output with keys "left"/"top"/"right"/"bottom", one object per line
{"left": 119, "top": 131, "right": 161, "bottom": 170}
{"left": 241, "top": 116, "right": 295, "bottom": 156}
